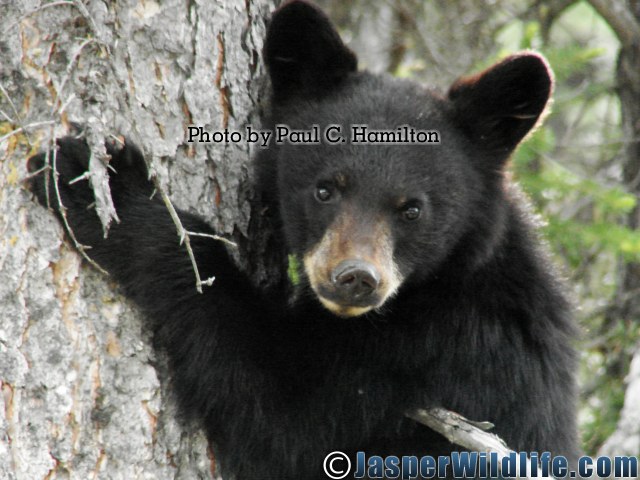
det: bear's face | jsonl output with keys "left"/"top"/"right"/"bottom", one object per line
{"left": 275, "top": 79, "right": 478, "bottom": 317}
{"left": 262, "top": 1, "right": 553, "bottom": 317}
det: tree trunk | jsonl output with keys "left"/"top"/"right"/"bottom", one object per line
{"left": 0, "top": 0, "right": 274, "bottom": 478}
{"left": 599, "top": 347, "right": 640, "bottom": 456}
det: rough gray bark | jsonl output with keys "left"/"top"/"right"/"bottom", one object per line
{"left": 0, "top": 0, "right": 273, "bottom": 478}
{"left": 599, "top": 345, "right": 640, "bottom": 457}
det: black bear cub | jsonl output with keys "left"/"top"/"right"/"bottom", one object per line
{"left": 29, "top": 1, "right": 579, "bottom": 478}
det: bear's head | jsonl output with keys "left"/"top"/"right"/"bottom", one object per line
{"left": 257, "top": 0, "right": 553, "bottom": 317}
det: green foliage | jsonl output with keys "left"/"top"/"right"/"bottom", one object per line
{"left": 287, "top": 254, "right": 301, "bottom": 286}
{"left": 498, "top": 3, "right": 639, "bottom": 454}
{"left": 580, "top": 321, "right": 640, "bottom": 454}
{"left": 580, "top": 373, "right": 627, "bottom": 455}
{"left": 513, "top": 129, "right": 640, "bottom": 267}
{"left": 544, "top": 44, "right": 605, "bottom": 84}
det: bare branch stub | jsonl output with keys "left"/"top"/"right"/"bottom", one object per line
{"left": 407, "top": 407, "right": 536, "bottom": 480}
{"left": 154, "top": 177, "right": 227, "bottom": 293}
{"left": 85, "top": 126, "right": 120, "bottom": 236}
{"left": 46, "top": 133, "right": 109, "bottom": 276}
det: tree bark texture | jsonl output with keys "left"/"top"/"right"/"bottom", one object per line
{"left": 599, "top": 347, "right": 640, "bottom": 456}
{"left": 0, "top": 0, "right": 274, "bottom": 478}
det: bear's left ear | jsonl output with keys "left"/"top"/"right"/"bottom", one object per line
{"left": 264, "top": 0, "right": 357, "bottom": 103}
{"left": 448, "top": 52, "right": 553, "bottom": 158}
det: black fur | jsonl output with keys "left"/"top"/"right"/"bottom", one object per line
{"left": 28, "top": 1, "right": 579, "bottom": 478}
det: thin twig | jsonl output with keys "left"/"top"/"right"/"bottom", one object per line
{"left": 156, "top": 182, "right": 215, "bottom": 293}
{"left": 108, "top": 134, "right": 125, "bottom": 148}
{"left": 184, "top": 230, "right": 238, "bottom": 248}
{"left": 1, "top": 1, "right": 74, "bottom": 35}
{"left": 0, "top": 107, "right": 14, "bottom": 122}
{"left": 68, "top": 171, "right": 92, "bottom": 185}
{"left": 58, "top": 93, "right": 76, "bottom": 117}
{"left": 47, "top": 133, "right": 109, "bottom": 275}
{"left": 54, "top": 38, "right": 97, "bottom": 115}
{"left": 0, "top": 120, "right": 56, "bottom": 145}
{"left": 72, "top": 0, "right": 108, "bottom": 48}
{"left": 0, "top": 84, "right": 25, "bottom": 142}
{"left": 22, "top": 164, "right": 51, "bottom": 182}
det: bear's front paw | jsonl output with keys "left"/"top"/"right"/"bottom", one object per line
{"left": 103, "top": 135, "right": 154, "bottom": 196}
{"left": 27, "top": 136, "right": 95, "bottom": 211}
{"left": 27, "top": 135, "right": 153, "bottom": 213}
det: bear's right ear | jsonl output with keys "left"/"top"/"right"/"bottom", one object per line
{"left": 264, "top": 0, "right": 357, "bottom": 103}
{"left": 447, "top": 53, "right": 553, "bottom": 160}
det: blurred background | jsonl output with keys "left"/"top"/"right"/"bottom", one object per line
{"left": 315, "top": 0, "right": 640, "bottom": 456}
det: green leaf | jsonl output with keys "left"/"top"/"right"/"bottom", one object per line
{"left": 287, "top": 254, "right": 301, "bottom": 286}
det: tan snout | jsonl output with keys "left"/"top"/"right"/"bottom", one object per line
{"left": 303, "top": 210, "right": 402, "bottom": 317}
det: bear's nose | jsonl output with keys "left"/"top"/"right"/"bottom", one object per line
{"left": 331, "top": 260, "right": 380, "bottom": 300}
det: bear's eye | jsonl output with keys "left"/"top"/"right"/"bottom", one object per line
{"left": 401, "top": 204, "right": 421, "bottom": 221}
{"left": 315, "top": 186, "right": 333, "bottom": 203}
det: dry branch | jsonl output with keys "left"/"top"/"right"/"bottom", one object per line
{"left": 47, "top": 136, "right": 109, "bottom": 275}
{"left": 407, "top": 407, "right": 536, "bottom": 480}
